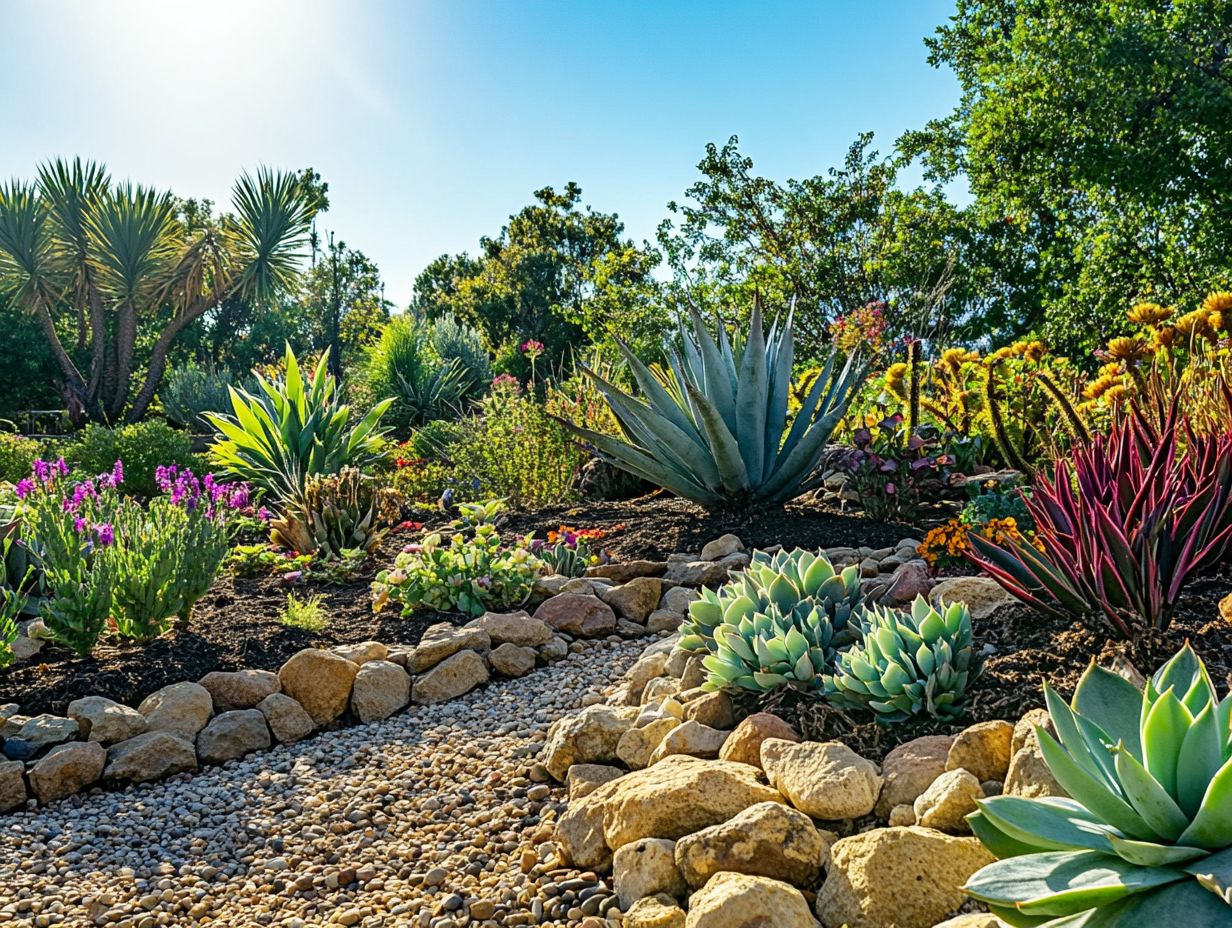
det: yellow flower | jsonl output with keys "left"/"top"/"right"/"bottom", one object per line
{"left": 1098, "top": 361, "right": 1124, "bottom": 377}
{"left": 1127, "top": 302, "right": 1173, "bottom": 326}
{"left": 1153, "top": 326, "right": 1178, "bottom": 349}
{"left": 1200, "top": 291, "right": 1232, "bottom": 316}
{"left": 1103, "top": 384, "right": 1130, "bottom": 404}
{"left": 1024, "top": 340, "right": 1047, "bottom": 362}
{"left": 1084, "top": 373, "right": 1123, "bottom": 400}
{"left": 884, "top": 362, "right": 908, "bottom": 400}
{"left": 1174, "top": 309, "right": 1215, "bottom": 342}
{"left": 1106, "top": 336, "right": 1153, "bottom": 362}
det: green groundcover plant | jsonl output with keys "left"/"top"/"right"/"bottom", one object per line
{"left": 964, "top": 644, "right": 1232, "bottom": 925}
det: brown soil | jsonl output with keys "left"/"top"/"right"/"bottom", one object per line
{"left": 763, "top": 574, "right": 1232, "bottom": 762}
{"left": 498, "top": 493, "right": 919, "bottom": 560}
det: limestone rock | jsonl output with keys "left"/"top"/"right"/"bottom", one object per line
{"left": 682, "top": 690, "right": 734, "bottom": 729}
{"left": 257, "top": 693, "right": 315, "bottom": 744}
{"left": 613, "top": 837, "right": 685, "bottom": 908}
{"left": 1005, "top": 709, "right": 1066, "bottom": 799}
{"left": 103, "top": 731, "right": 197, "bottom": 785}
{"left": 888, "top": 803, "right": 916, "bottom": 826}
{"left": 816, "top": 827, "right": 994, "bottom": 928}
{"left": 408, "top": 623, "right": 491, "bottom": 672}
{"left": 542, "top": 704, "right": 638, "bottom": 780}
{"left": 930, "top": 577, "right": 1016, "bottom": 620}
{"left": 331, "top": 640, "right": 388, "bottom": 665}
{"left": 277, "top": 649, "right": 359, "bottom": 726}
{"left": 588, "top": 560, "right": 668, "bottom": 583}
{"left": 947, "top": 720, "right": 1014, "bottom": 782}
{"left": 0, "top": 760, "right": 26, "bottom": 812}
{"left": 602, "top": 577, "right": 664, "bottom": 623}
{"left": 538, "top": 636, "right": 569, "bottom": 662}
{"left": 350, "top": 660, "right": 411, "bottom": 722}
{"left": 761, "top": 739, "right": 882, "bottom": 820}
{"left": 28, "top": 741, "right": 106, "bottom": 804}
{"left": 700, "top": 534, "right": 744, "bottom": 561}
{"left": 913, "top": 769, "right": 982, "bottom": 833}
{"left": 617, "top": 717, "right": 680, "bottom": 770}
{"left": 642, "top": 677, "right": 679, "bottom": 704}
{"left": 196, "top": 709, "right": 271, "bottom": 764}
{"left": 198, "top": 669, "right": 281, "bottom": 712}
{"left": 646, "top": 610, "right": 684, "bottom": 633}
{"left": 137, "top": 682, "right": 214, "bottom": 738}
{"left": 18, "top": 714, "right": 79, "bottom": 748}
{"left": 874, "top": 734, "right": 954, "bottom": 819}
{"left": 622, "top": 650, "right": 670, "bottom": 705}
{"left": 488, "top": 642, "right": 537, "bottom": 677}
{"left": 1220, "top": 592, "right": 1232, "bottom": 624}
{"left": 567, "top": 763, "right": 624, "bottom": 800}
{"left": 466, "top": 610, "right": 554, "bottom": 647}
{"left": 534, "top": 593, "right": 617, "bottom": 637}
{"left": 67, "top": 696, "right": 149, "bottom": 745}
{"left": 660, "top": 586, "right": 698, "bottom": 614}
{"left": 663, "top": 558, "right": 729, "bottom": 587}
{"left": 685, "top": 872, "right": 819, "bottom": 928}
{"left": 625, "top": 895, "right": 687, "bottom": 928}
{"left": 648, "top": 719, "right": 728, "bottom": 764}
{"left": 411, "top": 649, "right": 489, "bottom": 705}
{"left": 719, "top": 712, "right": 800, "bottom": 769}
{"left": 555, "top": 791, "right": 612, "bottom": 870}
{"left": 886, "top": 560, "right": 933, "bottom": 603}
{"left": 932, "top": 915, "right": 1006, "bottom": 928}
{"left": 675, "top": 801, "right": 827, "bottom": 890}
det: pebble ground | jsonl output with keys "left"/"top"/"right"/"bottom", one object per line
{"left": 0, "top": 639, "right": 648, "bottom": 928}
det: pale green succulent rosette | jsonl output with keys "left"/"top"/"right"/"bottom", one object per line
{"left": 964, "top": 643, "right": 1232, "bottom": 925}
{"left": 680, "top": 547, "right": 863, "bottom": 655}
{"left": 824, "top": 596, "right": 979, "bottom": 722}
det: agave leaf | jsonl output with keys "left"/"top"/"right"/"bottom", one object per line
{"left": 968, "top": 810, "right": 1046, "bottom": 859}
{"left": 976, "top": 796, "right": 1114, "bottom": 854}
{"left": 1111, "top": 744, "right": 1189, "bottom": 842}
{"left": 963, "top": 849, "right": 1187, "bottom": 917}
{"left": 734, "top": 299, "right": 768, "bottom": 480}
{"left": 1036, "top": 727, "right": 1155, "bottom": 841}
{"left": 1105, "top": 834, "right": 1209, "bottom": 868}
{"left": 684, "top": 382, "right": 749, "bottom": 494}
{"left": 1029, "top": 880, "right": 1232, "bottom": 927}
{"left": 1073, "top": 662, "right": 1145, "bottom": 760}
{"left": 1177, "top": 754, "right": 1232, "bottom": 850}
{"left": 1176, "top": 703, "right": 1226, "bottom": 819}
{"left": 1142, "top": 688, "right": 1190, "bottom": 800}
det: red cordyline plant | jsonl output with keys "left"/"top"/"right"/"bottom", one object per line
{"left": 967, "top": 401, "right": 1232, "bottom": 638}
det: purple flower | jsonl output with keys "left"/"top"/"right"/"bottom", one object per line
{"left": 14, "top": 478, "right": 34, "bottom": 499}
{"left": 110, "top": 459, "right": 123, "bottom": 486}
{"left": 94, "top": 522, "right": 115, "bottom": 546}
{"left": 55, "top": 458, "right": 69, "bottom": 476}
{"left": 258, "top": 506, "right": 271, "bottom": 522}
{"left": 73, "top": 516, "right": 86, "bottom": 533}
{"left": 32, "top": 459, "right": 50, "bottom": 481}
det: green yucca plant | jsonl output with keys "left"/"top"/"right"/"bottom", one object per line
{"left": 964, "top": 644, "right": 1232, "bottom": 925}
{"left": 826, "top": 597, "right": 978, "bottom": 722}
{"left": 206, "top": 346, "right": 392, "bottom": 504}
{"left": 680, "top": 547, "right": 864, "bottom": 656}
{"left": 561, "top": 301, "right": 865, "bottom": 509}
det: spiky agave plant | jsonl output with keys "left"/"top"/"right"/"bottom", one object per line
{"left": 825, "top": 597, "right": 978, "bottom": 722}
{"left": 679, "top": 548, "right": 863, "bottom": 655}
{"left": 270, "top": 467, "right": 400, "bottom": 559}
{"left": 964, "top": 644, "right": 1232, "bottom": 925}
{"left": 560, "top": 300, "right": 865, "bottom": 509}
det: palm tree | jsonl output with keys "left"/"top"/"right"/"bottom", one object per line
{"left": 0, "top": 158, "right": 319, "bottom": 424}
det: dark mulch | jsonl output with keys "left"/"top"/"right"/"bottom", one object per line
{"left": 763, "top": 574, "right": 1232, "bottom": 762}
{"left": 498, "top": 493, "right": 919, "bottom": 561}
{"left": 0, "top": 544, "right": 464, "bottom": 716}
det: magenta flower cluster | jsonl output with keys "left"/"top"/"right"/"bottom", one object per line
{"left": 14, "top": 457, "right": 70, "bottom": 500}
{"left": 154, "top": 465, "right": 250, "bottom": 519}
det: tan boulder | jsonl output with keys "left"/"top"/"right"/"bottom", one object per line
{"left": 602, "top": 577, "right": 664, "bottom": 623}
{"left": 1004, "top": 709, "right": 1066, "bottom": 799}
{"left": 0, "top": 760, "right": 25, "bottom": 812}
{"left": 816, "top": 827, "right": 994, "bottom": 928}
{"left": 682, "top": 691, "right": 734, "bottom": 729}
{"left": 888, "top": 803, "right": 916, "bottom": 826}
{"left": 613, "top": 837, "right": 685, "bottom": 908}
{"left": 700, "top": 534, "right": 744, "bottom": 561}
{"left": 567, "top": 763, "right": 624, "bottom": 800}
{"left": 408, "top": 623, "right": 490, "bottom": 672}
{"left": 533, "top": 593, "right": 617, "bottom": 637}
{"left": 588, "top": 560, "right": 668, "bottom": 583}
{"left": 875, "top": 734, "right": 954, "bottom": 819}
{"left": 277, "top": 649, "right": 359, "bottom": 726}
{"left": 642, "top": 677, "right": 680, "bottom": 704}
{"left": 542, "top": 704, "right": 639, "bottom": 780}
{"left": 648, "top": 720, "right": 728, "bottom": 764}
{"left": 28, "top": 742, "right": 106, "bottom": 804}
{"left": 621, "top": 650, "right": 670, "bottom": 705}
{"left": 195, "top": 709, "right": 270, "bottom": 764}
{"left": 1220, "top": 592, "right": 1232, "bottom": 624}
{"left": 198, "top": 670, "right": 281, "bottom": 712}
{"left": 138, "top": 681, "right": 214, "bottom": 738}
{"left": 350, "top": 660, "right": 411, "bottom": 722}
{"left": 929, "top": 576, "right": 1016, "bottom": 620}
{"left": 719, "top": 712, "right": 800, "bottom": 769}
{"left": 103, "top": 731, "right": 197, "bottom": 784}
{"left": 411, "top": 649, "right": 489, "bottom": 705}
{"left": 675, "top": 800, "right": 828, "bottom": 889}
{"left": 625, "top": 895, "right": 686, "bottom": 928}
{"left": 617, "top": 717, "right": 681, "bottom": 770}
{"left": 465, "top": 610, "right": 554, "bottom": 647}
{"left": 933, "top": 916, "right": 1006, "bottom": 928}
{"left": 488, "top": 642, "right": 537, "bottom": 677}
{"left": 761, "top": 739, "right": 882, "bottom": 820}
{"left": 67, "top": 695, "right": 149, "bottom": 744}
{"left": 331, "top": 640, "right": 389, "bottom": 665}
{"left": 947, "top": 720, "right": 1014, "bottom": 782}
{"left": 913, "top": 769, "right": 983, "bottom": 833}
{"left": 257, "top": 693, "right": 315, "bottom": 743}
{"left": 686, "top": 872, "right": 818, "bottom": 928}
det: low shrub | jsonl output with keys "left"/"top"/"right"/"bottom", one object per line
{"left": 964, "top": 644, "right": 1232, "bottom": 924}
{"left": 160, "top": 364, "right": 241, "bottom": 431}
{"left": 0, "top": 432, "right": 41, "bottom": 484}
{"left": 0, "top": 534, "right": 28, "bottom": 669}
{"left": 836, "top": 416, "right": 955, "bottom": 522}
{"left": 63, "top": 421, "right": 198, "bottom": 497}
{"left": 361, "top": 316, "right": 469, "bottom": 436}
{"left": 280, "top": 591, "right": 327, "bottom": 631}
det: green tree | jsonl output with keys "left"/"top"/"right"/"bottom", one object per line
{"left": 902, "top": 0, "right": 1232, "bottom": 352}
{"left": 657, "top": 134, "right": 987, "bottom": 355}
{"left": 0, "top": 159, "right": 321, "bottom": 424}
{"left": 412, "top": 183, "right": 663, "bottom": 367}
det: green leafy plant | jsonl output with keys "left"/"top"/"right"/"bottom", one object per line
{"left": 160, "top": 363, "right": 241, "bottom": 432}
{"left": 0, "top": 432, "right": 41, "bottom": 484}
{"left": 961, "top": 483, "right": 1034, "bottom": 535}
{"left": 372, "top": 523, "right": 542, "bottom": 617}
{"left": 269, "top": 467, "right": 399, "bottom": 560}
{"left": 428, "top": 313, "right": 491, "bottom": 399}
{"left": 680, "top": 548, "right": 864, "bottom": 656}
{"left": 562, "top": 301, "right": 865, "bottom": 509}
{"left": 206, "top": 346, "right": 393, "bottom": 504}
{"left": 361, "top": 316, "right": 469, "bottom": 435}
{"left": 64, "top": 421, "right": 198, "bottom": 496}
{"left": 964, "top": 644, "right": 1232, "bottom": 925}
{"left": 226, "top": 543, "right": 314, "bottom": 578}
{"left": 531, "top": 526, "right": 606, "bottom": 578}
{"left": 0, "top": 535, "right": 29, "bottom": 669}
{"left": 826, "top": 597, "right": 978, "bottom": 722}
{"left": 280, "top": 591, "right": 327, "bottom": 631}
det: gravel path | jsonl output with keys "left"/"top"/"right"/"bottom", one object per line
{"left": 0, "top": 638, "right": 649, "bottom": 928}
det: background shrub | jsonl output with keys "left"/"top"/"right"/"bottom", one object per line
{"left": 361, "top": 316, "right": 469, "bottom": 436}
{"left": 160, "top": 363, "right": 240, "bottom": 431}
{"left": 429, "top": 313, "right": 491, "bottom": 399}
{"left": 0, "top": 432, "right": 41, "bottom": 484}
{"left": 64, "top": 421, "right": 198, "bottom": 497}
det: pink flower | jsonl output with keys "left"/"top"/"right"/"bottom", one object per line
{"left": 14, "top": 478, "right": 34, "bottom": 499}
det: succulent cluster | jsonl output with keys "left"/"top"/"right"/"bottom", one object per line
{"left": 965, "top": 644, "right": 1232, "bottom": 924}
{"left": 825, "top": 597, "right": 978, "bottom": 722}
{"left": 270, "top": 467, "right": 400, "bottom": 560}
{"left": 680, "top": 548, "right": 863, "bottom": 657}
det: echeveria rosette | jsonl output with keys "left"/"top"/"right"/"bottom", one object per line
{"left": 680, "top": 547, "right": 864, "bottom": 656}
{"left": 701, "top": 600, "right": 841, "bottom": 695}
{"left": 964, "top": 644, "right": 1232, "bottom": 925}
{"left": 824, "top": 597, "right": 979, "bottom": 723}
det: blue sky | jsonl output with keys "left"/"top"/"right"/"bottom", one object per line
{"left": 2, "top": 0, "right": 961, "bottom": 306}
